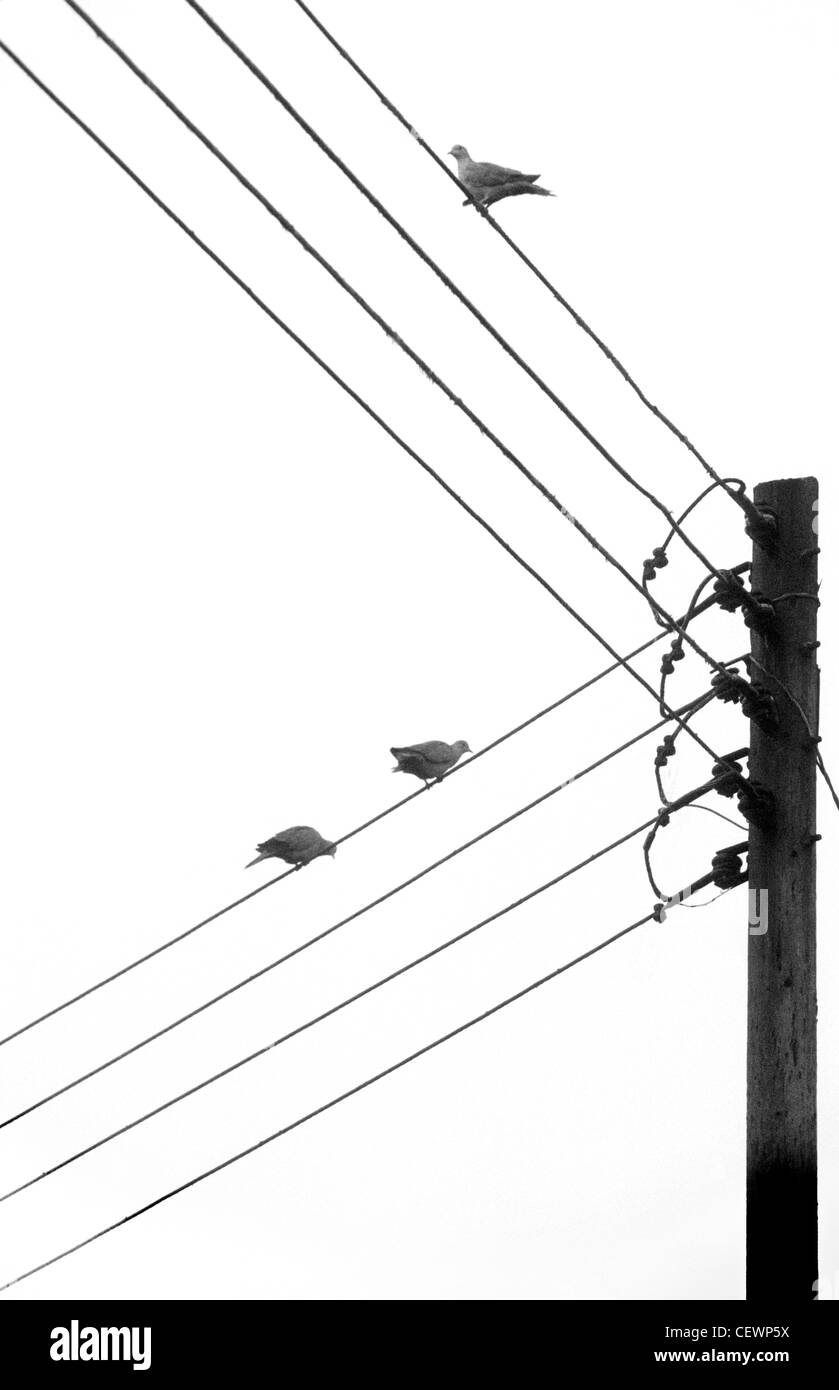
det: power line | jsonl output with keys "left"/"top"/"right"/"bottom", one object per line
{"left": 0, "top": 46, "right": 740, "bottom": 816}
{"left": 179, "top": 0, "right": 733, "bottom": 581}
{"left": 1, "top": 809, "right": 666, "bottom": 1202}
{"left": 0, "top": 30, "right": 762, "bottom": 1287}
{"left": 58, "top": 2, "right": 752, "bottom": 688}
{"left": 643, "top": 487, "right": 749, "bottom": 632}
{"left": 2, "top": 698, "right": 692, "bottom": 1129}
{"left": 289, "top": 0, "right": 760, "bottom": 530}
{"left": 0, "top": 49, "right": 679, "bottom": 1059}
{"left": 644, "top": 792, "right": 748, "bottom": 903}
{"left": 0, "top": 50, "right": 753, "bottom": 1080}
{"left": 0, "top": 648, "right": 666, "bottom": 1050}
{"left": 0, "top": 45, "right": 745, "bottom": 790}
{"left": 0, "top": 542, "right": 726, "bottom": 1055}
{"left": 0, "top": 903, "right": 656, "bottom": 1292}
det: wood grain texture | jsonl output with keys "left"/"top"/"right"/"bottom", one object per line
{"left": 747, "top": 477, "right": 818, "bottom": 1300}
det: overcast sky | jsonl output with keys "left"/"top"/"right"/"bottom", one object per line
{"left": 1, "top": 0, "right": 837, "bottom": 1300}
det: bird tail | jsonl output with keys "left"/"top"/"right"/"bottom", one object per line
{"left": 244, "top": 852, "right": 267, "bottom": 869}
{"left": 471, "top": 181, "right": 555, "bottom": 210}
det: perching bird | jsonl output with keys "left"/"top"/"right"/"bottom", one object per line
{"left": 245, "top": 825, "right": 337, "bottom": 870}
{"left": 390, "top": 739, "right": 472, "bottom": 788}
{"left": 448, "top": 144, "right": 554, "bottom": 207}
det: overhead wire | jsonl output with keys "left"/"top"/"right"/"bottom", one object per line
{"left": 56, "top": 2, "right": 759, "bottom": 690}
{"left": 0, "top": 20, "right": 772, "bottom": 1289}
{"left": 288, "top": 0, "right": 763, "bottom": 530}
{"left": 0, "top": 536, "right": 732, "bottom": 1053}
{"left": 644, "top": 786, "right": 748, "bottom": 902}
{"left": 178, "top": 0, "right": 736, "bottom": 581}
{"left": 0, "top": 35, "right": 752, "bottom": 1039}
{"left": 0, "top": 623, "right": 667, "bottom": 1049}
{"left": 0, "top": 902, "right": 659, "bottom": 1292}
{"left": 0, "top": 34, "right": 750, "bottom": 735}
{"left": 1, "top": 808, "right": 669, "bottom": 1202}
{"left": 0, "top": 557, "right": 734, "bottom": 1049}
{"left": 2, "top": 694, "right": 706, "bottom": 1129}
{"left": 643, "top": 488, "right": 749, "bottom": 631}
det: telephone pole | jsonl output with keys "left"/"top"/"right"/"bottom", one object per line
{"left": 747, "top": 476, "right": 819, "bottom": 1301}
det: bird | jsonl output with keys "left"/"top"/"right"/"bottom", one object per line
{"left": 448, "top": 144, "right": 554, "bottom": 207}
{"left": 245, "top": 825, "right": 337, "bottom": 870}
{"left": 390, "top": 739, "right": 472, "bottom": 788}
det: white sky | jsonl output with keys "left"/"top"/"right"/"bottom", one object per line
{"left": 0, "top": 0, "right": 837, "bottom": 1300}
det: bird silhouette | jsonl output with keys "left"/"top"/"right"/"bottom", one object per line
{"left": 390, "top": 739, "right": 472, "bottom": 788}
{"left": 448, "top": 144, "right": 554, "bottom": 207}
{"left": 245, "top": 825, "right": 336, "bottom": 870}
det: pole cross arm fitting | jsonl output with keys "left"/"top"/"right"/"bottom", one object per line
{"left": 744, "top": 503, "right": 779, "bottom": 551}
{"left": 650, "top": 846, "right": 749, "bottom": 924}
{"left": 710, "top": 668, "right": 780, "bottom": 733}
{"left": 742, "top": 597, "right": 778, "bottom": 637}
{"left": 737, "top": 779, "right": 775, "bottom": 829}
{"left": 662, "top": 771, "right": 741, "bottom": 819}
{"left": 711, "top": 667, "right": 750, "bottom": 704}
{"left": 740, "top": 681, "right": 781, "bottom": 733}
{"left": 711, "top": 840, "right": 749, "bottom": 888}
{"left": 711, "top": 749, "right": 749, "bottom": 797}
{"left": 644, "top": 773, "right": 737, "bottom": 904}
{"left": 713, "top": 569, "right": 777, "bottom": 635}
{"left": 713, "top": 568, "right": 749, "bottom": 612}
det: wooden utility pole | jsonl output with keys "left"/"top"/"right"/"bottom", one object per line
{"left": 747, "top": 476, "right": 819, "bottom": 1301}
